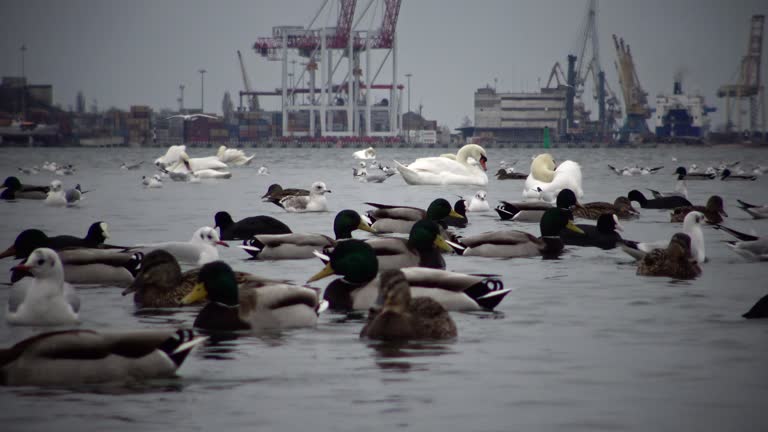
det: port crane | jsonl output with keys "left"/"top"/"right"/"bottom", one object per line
{"left": 613, "top": 34, "right": 652, "bottom": 144}
{"left": 251, "top": 0, "right": 403, "bottom": 138}
{"left": 569, "top": 0, "right": 621, "bottom": 139}
{"left": 237, "top": 50, "right": 259, "bottom": 111}
{"left": 717, "top": 14, "right": 765, "bottom": 136}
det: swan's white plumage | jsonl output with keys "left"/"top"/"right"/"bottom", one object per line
{"left": 523, "top": 154, "right": 583, "bottom": 200}
{"left": 395, "top": 144, "right": 488, "bottom": 186}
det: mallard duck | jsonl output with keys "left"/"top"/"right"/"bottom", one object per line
{"left": 443, "top": 199, "right": 468, "bottom": 228}
{"left": 214, "top": 211, "right": 292, "bottom": 240}
{"left": 720, "top": 168, "right": 757, "bottom": 181}
{"left": 743, "top": 294, "right": 768, "bottom": 319}
{"left": 1, "top": 176, "right": 49, "bottom": 200}
{"left": 360, "top": 269, "right": 457, "bottom": 340}
{"left": 121, "top": 249, "right": 260, "bottom": 307}
{"left": 308, "top": 240, "right": 509, "bottom": 312}
{"left": 0, "top": 328, "right": 206, "bottom": 386}
{"left": 628, "top": 189, "right": 692, "bottom": 209}
{"left": 495, "top": 189, "right": 577, "bottom": 222}
{"left": 560, "top": 213, "right": 623, "bottom": 250}
{"left": 366, "top": 198, "right": 464, "bottom": 234}
{"left": 712, "top": 224, "right": 768, "bottom": 262}
{"left": 239, "top": 209, "right": 373, "bottom": 260}
{"left": 181, "top": 261, "right": 321, "bottom": 331}
{"left": 674, "top": 166, "right": 716, "bottom": 180}
{"left": 495, "top": 168, "right": 527, "bottom": 180}
{"left": 735, "top": 199, "right": 768, "bottom": 219}
{"left": 670, "top": 195, "right": 726, "bottom": 224}
{"left": 0, "top": 222, "right": 112, "bottom": 260}
{"left": 4, "top": 226, "right": 140, "bottom": 287}
{"left": 573, "top": 196, "right": 640, "bottom": 220}
{"left": 7, "top": 248, "right": 79, "bottom": 326}
{"left": 636, "top": 233, "right": 701, "bottom": 279}
{"left": 364, "top": 219, "right": 452, "bottom": 271}
{"left": 456, "top": 208, "right": 584, "bottom": 258}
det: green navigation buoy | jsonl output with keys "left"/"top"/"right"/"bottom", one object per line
{"left": 543, "top": 126, "right": 551, "bottom": 149}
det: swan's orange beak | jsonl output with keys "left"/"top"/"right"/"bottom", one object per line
{"left": 480, "top": 155, "right": 488, "bottom": 171}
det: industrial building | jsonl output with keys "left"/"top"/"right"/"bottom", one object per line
{"left": 472, "top": 86, "right": 567, "bottom": 143}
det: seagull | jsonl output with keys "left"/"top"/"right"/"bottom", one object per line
{"left": 166, "top": 114, "right": 219, "bottom": 121}
{"left": 121, "top": 161, "right": 143, "bottom": 170}
{"left": 467, "top": 190, "right": 491, "bottom": 212}
{"left": 7, "top": 248, "right": 80, "bottom": 326}
{"left": 276, "top": 181, "right": 331, "bottom": 213}
{"left": 142, "top": 175, "right": 163, "bottom": 189}
{"left": 127, "top": 226, "right": 229, "bottom": 266}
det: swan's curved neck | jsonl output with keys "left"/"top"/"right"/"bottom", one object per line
{"left": 532, "top": 159, "right": 555, "bottom": 182}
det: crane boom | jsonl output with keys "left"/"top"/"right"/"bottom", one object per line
{"left": 237, "top": 50, "right": 259, "bottom": 111}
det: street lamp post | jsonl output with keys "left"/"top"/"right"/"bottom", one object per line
{"left": 20, "top": 44, "right": 27, "bottom": 119}
{"left": 198, "top": 69, "right": 207, "bottom": 112}
{"left": 405, "top": 73, "right": 412, "bottom": 114}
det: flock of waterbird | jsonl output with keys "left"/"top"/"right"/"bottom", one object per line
{"left": 1, "top": 143, "right": 767, "bottom": 387}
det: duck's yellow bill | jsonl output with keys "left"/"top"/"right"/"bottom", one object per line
{"left": 448, "top": 209, "right": 465, "bottom": 220}
{"left": 358, "top": 220, "right": 376, "bottom": 233}
{"left": 181, "top": 282, "right": 208, "bottom": 305}
{"left": 434, "top": 235, "right": 453, "bottom": 252}
{"left": 566, "top": 220, "right": 585, "bottom": 235}
{"left": 307, "top": 263, "right": 336, "bottom": 283}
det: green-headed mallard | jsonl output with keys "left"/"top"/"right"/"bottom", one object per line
{"left": 360, "top": 269, "right": 457, "bottom": 340}
{"left": 495, "top": 189, "right": 577, "bottom": 222}
{"left": 560, "top": 213, "right": 624, "bottom": 250}
{"left": 365, "top": 219, "right": 452, "bottom": 270}
{"left": 628, "top": 189, "right": 691, "bottom": 209}
{"left": 670, "top": 195, "right": 726, "bottom": 224}
{"left": 636, "top": 233, "right": 701, "bottom": 279}
{"left": 181, "top": 261, "right": 321, "bottom": 331}
{"left": 365, "top": 198, "right": 464, "bottom": 234}
{"left": 308, "top": 240, "right": 509, "bottom": 312}
{"left": 0, "top": 328, "right": 205, "bottom": 386}
{"left": 239, "top": 209, "right": 373, "bottom": 260}
{"left": 0, "top": 176, "right": 49, "bottom": 200}
{"left": 458, "top": 208, "right": 583, "bottom": 258}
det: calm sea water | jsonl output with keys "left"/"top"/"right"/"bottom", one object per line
{"left": 1, "top": 145, "right": 767, "bottom": 431}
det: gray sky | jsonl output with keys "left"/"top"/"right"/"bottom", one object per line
{"left": 1, "top": 0, "right": 766, "bottom": 129}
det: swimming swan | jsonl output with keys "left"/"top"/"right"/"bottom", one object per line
{"left": 395, "top": 144, "right": 489, "bottom": 186}
{"left": 523, "top": 153, "right": 583, "bottom": 200}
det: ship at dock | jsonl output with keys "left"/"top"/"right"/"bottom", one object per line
{"left": 654, "top": 76, "right": 715, "bottom": 144}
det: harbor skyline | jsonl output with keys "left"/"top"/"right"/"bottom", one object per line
{"left": 0, "top": 0, "right": 766, "bottom": 129}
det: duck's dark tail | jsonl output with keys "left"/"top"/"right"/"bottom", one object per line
{"left": 463, "top": 277, "right": 511, "bottom": 310}
{"left": 743, "top": 294, "right": 768, "bottom": 319}
{"left": 157, "top": 329, "right": 207, "bottom": 367}
{"left": 495, "top": 201, "right": 519, "bottom": 221}
{"left": 712, "top": 224, "right": 759, "bottom": 242}
{"left": 737, "top": 199, "right": 759, "bottom": 209}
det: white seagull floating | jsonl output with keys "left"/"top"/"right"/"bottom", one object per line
{"left": 129, "top": 226, "right": 228, "bottom": 266}
{"left": 7, "top": 248, "right": 80, "bottom": 326}
{"left": 165, "top": 114, "right": 219, "bottom": 121}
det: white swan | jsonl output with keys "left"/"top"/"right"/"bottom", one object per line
{"left": 168, "top": 153, "right": 232, "bottom": 179}
{"left": 353, "top": 147, "right": 376, "bottom": 160}
{"left": 155, "top": 146, "right": 229, "bottom": 172}
{"left": 395, "top": 144, "right": 489, "bottom": 186}
{"left": 523, "top": 153, "right": 583, "bottom": 200}
{"left": 217, "top": 145, "right": 255, "bottom": 166}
